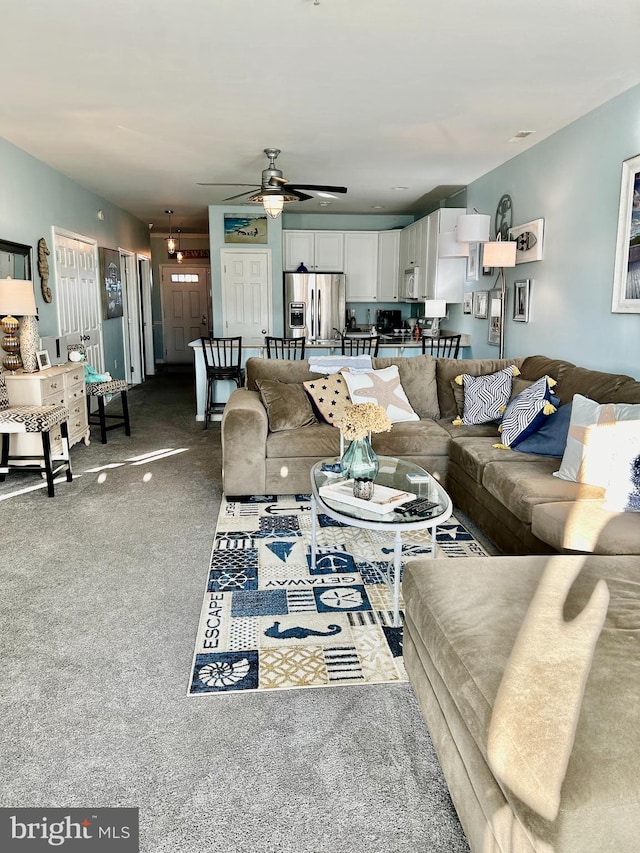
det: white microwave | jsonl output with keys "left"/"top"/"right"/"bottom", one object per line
{"left": 403, "top": 267, "right": 420, "bottom": 300}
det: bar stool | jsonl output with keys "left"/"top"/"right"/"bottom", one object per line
{"left": 421, "top": 334, "right": 461, "bottom": 358}
{"left": 340, "top": 334, "right": 380, "bottom": 357}
{"left": 201, "top": 336, "right": 244, "bottom": 429}
{"left": 67, "top": 344, "right": 131, "bottom": 444}
{"left": 0, "top": 371, "right": 72, "bottom": 497}
{"left": 265, "top": 336, "right": 306, "bottom": 360}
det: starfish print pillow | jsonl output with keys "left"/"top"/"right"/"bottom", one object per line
{"left": 341, "top": 365, "right": 419, "bottom": 424}
{"left": 303, "top": 373, "right": 352, "bottom": 426}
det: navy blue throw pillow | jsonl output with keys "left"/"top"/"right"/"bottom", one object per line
{"left": 513, "top": 402, "right": 573, "bottom": 457}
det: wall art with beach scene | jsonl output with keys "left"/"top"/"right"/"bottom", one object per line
{"left": 612, "top": 153, "right": 640, "bottom": 313}
{"left": 223, "top": 214, "right": 268, "bottom": 244}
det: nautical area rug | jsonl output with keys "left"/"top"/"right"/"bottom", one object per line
{"left": 188, "top": 494, "right": 487, "bottom": 696}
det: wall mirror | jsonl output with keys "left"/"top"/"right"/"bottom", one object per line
{"left": 0, "top": 239, "right": 32, "bottom": 280}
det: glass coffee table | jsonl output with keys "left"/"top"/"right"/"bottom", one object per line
{"left": 310, "top": 456, "right": 453, "bottom": 627}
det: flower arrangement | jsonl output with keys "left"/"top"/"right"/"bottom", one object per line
{"left": 338, "top": 402, "right": 392, "bottom": 441}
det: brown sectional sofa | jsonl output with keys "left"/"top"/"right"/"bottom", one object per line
{"left": 221, "top": 353, "right": 640, "bottom": 556}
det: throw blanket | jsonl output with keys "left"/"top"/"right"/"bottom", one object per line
{"left": 308, "top": 354, "right": 372, "bottom": 374}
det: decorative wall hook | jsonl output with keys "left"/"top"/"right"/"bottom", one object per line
{"left": 37, "top": 237, "right": 52, "bottom": 303}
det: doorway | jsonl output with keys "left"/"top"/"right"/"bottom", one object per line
{"left": 220, "top": 250, "right": 271, "bottom": 338}
{"left": 121, "top": 250, "right": 144, "bottom": 385}
{"left": 138, "top": 255, "right": 155, "bottom": 376}
{"left": 160, "top": 265, "right": 211, "bottom": 364}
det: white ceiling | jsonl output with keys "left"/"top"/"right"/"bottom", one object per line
{"left": 4, "top": 0, "right": 640, "bottom": 233}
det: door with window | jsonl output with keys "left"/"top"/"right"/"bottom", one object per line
{"left": 160, "top": 266, "right": 211, "bottom": 364}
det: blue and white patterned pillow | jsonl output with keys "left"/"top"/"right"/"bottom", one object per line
{"left": 498, "top": 375, "right": 557, "bottom": 447}
{"left": 454, "top": 366, "right": 519, "bottom": 425}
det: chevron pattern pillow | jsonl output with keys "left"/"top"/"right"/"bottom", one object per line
{"left": 498, "top": 375, "right": 558, "bottom": 447}
{"left": 453, "top": 366, "right": 519, "bottom": 425}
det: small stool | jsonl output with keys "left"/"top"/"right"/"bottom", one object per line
{"left": 86, "top": 379, "right": 131, "bottom": 445}
{"left": 0, "top": 373, "right": 72, "bottom": 497}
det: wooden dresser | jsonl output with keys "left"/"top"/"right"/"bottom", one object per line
{"left": 5, "top": 363, "right": 90, "bottom": 461}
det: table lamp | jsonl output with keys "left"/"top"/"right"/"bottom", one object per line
{"left": 0, "top": 278, "right": 38, "bottom": 372}
{"left": 424, "top": 299, "right": 447, "bottom": 336}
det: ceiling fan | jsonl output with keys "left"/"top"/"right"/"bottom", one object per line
{"left": 197, "top": 148, "right": 347, "bottom": 217}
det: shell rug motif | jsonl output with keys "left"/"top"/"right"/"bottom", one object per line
{"left": 188, "top": 495, "right": 487, "bottom": 695}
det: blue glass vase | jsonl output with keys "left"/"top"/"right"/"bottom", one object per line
{"left": 340, "top": 435, "right": 379, "bottom": 497}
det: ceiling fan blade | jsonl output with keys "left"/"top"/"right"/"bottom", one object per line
{"left": 223, "top": 189, "right": 257, "bottom": 201}
{"left": 286, "top": 183, "right": 348, "bottom": 194}
{"left": 285, "top": 189, "right": 313, "bottom": 201}
{"left": 196, "top": 182, "right": 258, "bottom": 187}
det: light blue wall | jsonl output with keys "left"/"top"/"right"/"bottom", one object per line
{"left": 0, "top": 136, "right": 150, "bottom": 372}
{"left": 448, "top": 84, "right": 640, "bottom": 377}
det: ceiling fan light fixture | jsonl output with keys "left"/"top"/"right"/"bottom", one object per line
{"left": 248, "top": 186, "right": 299, "bottom": 219}
{"left": 262, "top": 194, "right": 284, "bottom": 219}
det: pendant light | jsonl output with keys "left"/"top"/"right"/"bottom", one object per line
{"left": 176, "top": 229, "right": 184, "bottom": 264}
{"left": 165, "top": 210, "right": 176, "bottom": 255}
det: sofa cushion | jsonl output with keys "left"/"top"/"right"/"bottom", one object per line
{"left": 341, "top": 365, "right": 419, "bottom": 423}
{"left": 454, "top": 365, "right": 519, "bottom": 425}
{"left": 370, "top": 419, "right": 450, "bottom": 458}
{"left": 372, "top": 355, "right": 439, "bottom": 419}
{"left": 256, "top": 379, "right": 318, "bottom": 432}
{"left": 246, "top": 357, "right": 320, "bottom": 391}
{"left": 532, "top": 500, "right": 640, "bottom": 554}
{"left": 303, "top": 373, "right": 352, "bottom": 426}
{"left": 436, "top": 357, "right": 524, "bottom": 419}
{"left": 554, "top": 395, "right": 640, "bottom": 487}
{"left": 513, "top": 402, "right": 573, "bottom": 457}
{"left": 437, "top": 418, "right": 501, "bottom": 439}
{"left": 518, "top": 355, "right": 575, "bottom": 384}
{"left": 266, "top": 421, "right": 340, "bottom": 459}
{"left": 554, "top": 365, "right": 635, "bottom": 406}
{"left": 449, "top": 436, "right": 545, "bottom": 485}
{"left": 483, "top": 457, "right": 605, "bottom": 524}
{"left": 498, "top": 375, "right": 557, "bottom": 447}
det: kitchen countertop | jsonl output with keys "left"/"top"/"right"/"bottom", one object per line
{"left": 191, "top": 332, "right": 470, "bottom": 349}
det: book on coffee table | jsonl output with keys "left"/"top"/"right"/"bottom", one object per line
{"left": 319, "top": 480, "right": 414, "bottom": 515}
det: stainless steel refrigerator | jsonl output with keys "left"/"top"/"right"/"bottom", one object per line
{"left": 284, "top": 273, "right": 346, "bottom": 341}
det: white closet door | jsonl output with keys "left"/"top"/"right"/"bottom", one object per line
{"left": 55, "top": 231, "right": 104, "bottom": 371}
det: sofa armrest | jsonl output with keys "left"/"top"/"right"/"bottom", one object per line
{"left": 221, "top": 388, "right": 268, "bottom": 496}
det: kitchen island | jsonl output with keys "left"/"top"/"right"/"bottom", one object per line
{"left": 189, "top": 333, "right": 471, "bottom": 422}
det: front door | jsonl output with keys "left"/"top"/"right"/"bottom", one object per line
{"left": 221, "top": 250, "right": 271, "bottom": 338}
{"left": 160, "top": 265, "right": 211, "bottom": 364}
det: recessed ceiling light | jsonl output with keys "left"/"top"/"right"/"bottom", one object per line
{"left": 508, "top": 131, "right": 536, "bottom": 143}
{"left": 319, "top": 201, "right": 331, "bottom": 207}
{"left": 371, "top": 205, "right": 385, "bottom": 209}
{"left": 392, "top": 186, "right": 408, "bottom": 191}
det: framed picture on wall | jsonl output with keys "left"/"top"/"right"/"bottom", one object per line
{"left": 466, "top": 243, "right": 480, "bottom": 281}
{"left": 99, "top": 247, "right": 123, "bottom": 320}
{"left": 508, "top": 218, "right": 544, "bottom": 264}
{"left": 223, "top": 215, "right": 268, "bottom": 244}
{"left": 473, "top": 290, "right": 489, "bottom": 319}
{"left": 612, "top": 152, "right": 640, "bottom": 313}
{"left": 488, "top": 288, "right": 503, "bottom": 347}
{"left": 513, "top": 279, "right": 531, "bottom": 322}
{"left": 463, "top": 291, "right": 473, "bottom": 314}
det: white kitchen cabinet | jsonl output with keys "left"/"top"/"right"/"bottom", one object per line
{"left": 424, "top": 207, "right": 466, "bottom": 302}
{"left": 4, "top": 363, "right": 90, "bottom": 465}
{"left": 377, "top": 230, "right": 400, "bottom": 301}
{"left": 343, "top": 232, "right": 379, "bottom": 302}
{"left": 283, "top": 230, "right": 344, "bottom": 271}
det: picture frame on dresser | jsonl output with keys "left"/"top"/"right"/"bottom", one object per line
{"left": 612, "top": 152, "right": 640, "bottom": 313}
{"left": 36, "top": 350, "right": 51, "bottom": 371}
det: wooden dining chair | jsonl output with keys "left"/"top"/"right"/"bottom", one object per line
{"left": 265, "top": 336, "right": 306, "bottom": 360}
{"left": 421, "top": 334, "right": 461, "bottom": 359}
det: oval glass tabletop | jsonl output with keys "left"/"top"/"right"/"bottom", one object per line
{"left": 311, "top": 455, "right": 451, "bottom": 527}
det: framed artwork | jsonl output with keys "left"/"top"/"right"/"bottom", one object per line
{"left": 463, "top": 291, "right": 473, "bottom": 314}
{"left": 466, "top": 243, "right": 480, "bottom": 281}
{"left": 223, "top": 215, "right": 268, "bottom": 244}
{"left": 473, "top": 290, "right": 489, "bottom": 319}
{"left": 36, "top": 349, "right": 51, "bottom": 370}
{"left": 482, "top": 265, "right": 493, "bottom": 276}
{"left": 99, "top": 247, "right": 123, "bottom": 320}
{"left": 488, "top": 288, "right": 503, "bottom": 347}
{"left": 612, "top": 153, "right": 640, "bottom": 313}
{"left": 513, "top": 279, "right": 531, "bottom": 322}
{"left": 509, "top": 218, "right": 544, "bottom": 264}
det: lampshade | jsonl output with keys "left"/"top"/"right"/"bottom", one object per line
{"left": 438, "top": 231, "right": 470, "bottom": 258}
{"left": 424, "top": 299, "right": 447, "bottom": 319}
{"left": 456, "top": 213, "right": 491, "bottom": 243}
{"left": 0, "top": 278, "right": 37, "bottom": 315}
{"left": 482, "top": 240, "right": 517, "bottom": 268}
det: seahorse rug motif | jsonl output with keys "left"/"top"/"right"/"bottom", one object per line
{"left": 188, "top": 494, "right": 487, "bottom": 695}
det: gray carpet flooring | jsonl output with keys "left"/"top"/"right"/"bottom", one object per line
{"left": 0, "top": 372, "right": 470, "bottom": 853}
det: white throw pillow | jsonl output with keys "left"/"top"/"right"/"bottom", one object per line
{"left": 603, "top": 421, "right": 640, "bottom": 511}
{"left": 341, "top": 365, "right": 419, "bottom": 424}
{"left": 554, "top": 394, "right": 640, "bottom": 487}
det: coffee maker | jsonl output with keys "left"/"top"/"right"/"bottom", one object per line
{"left": 375, "top": 309, "right": 402, "bottom": 334}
